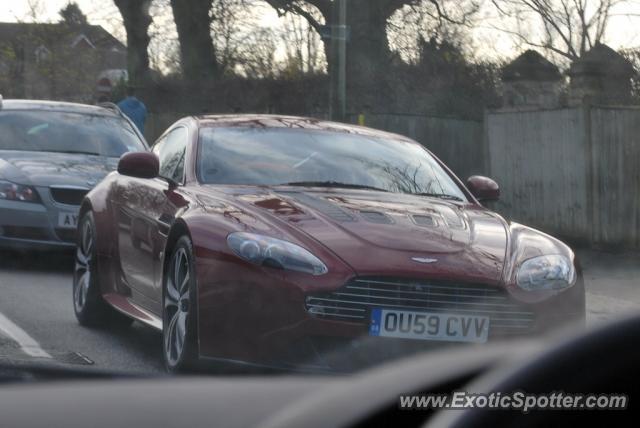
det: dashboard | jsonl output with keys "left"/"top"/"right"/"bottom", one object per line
{"left": 0, "top": 315, "right": 636, "bottom": 428}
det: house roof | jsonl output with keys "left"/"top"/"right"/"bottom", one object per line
{"left": 0, "top": 22, "right": 124, "bottom": 51}
{"left": 569, "top": 43, "right": 634, "bottom": 77}
{"left": 502, "top": 50, "right": 562, "bottom": 82}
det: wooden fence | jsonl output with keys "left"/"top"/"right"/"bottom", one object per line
{"left": 145, "top": 106, "right": 640, "bottom": 248}
{"left": 487, "top": 105, "right": 640, "bottom": 248}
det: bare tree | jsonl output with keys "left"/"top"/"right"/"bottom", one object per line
{"left": 389, "top": 1, "right": 477, "bottom": 64}
{"left": 113, "top": 0, "right": 153, "bottom": 86}
{"left": 490, "top": 0, "right": 625, "bottom": 61}
{"left": 238, "top": 28, "right": 278, "bottom": 78}
{"left": 59, "top": 2, "right": 89, "bottom": 26}
{"left": 265, "top": 0, "right": 478, "bottom": 102}
{"left": 210, "top": 0, "right": 261, "bottom": 76}
{"left": 146, "top": 0, "right": 181, "bottom": 73}
{"left": 279, "top": 11, "right": 326, "bottom": 76}
{"left": 0, "top": 0, "right": 45, "bottom": 97}
{"left": 621, "top": 47, "right": 640, "bottom": 99}
{"left": 23, "top": 0, "right": 46, "bottom": 22}
{"left": 170, "top": 0, "right": 218, "bottom": 83}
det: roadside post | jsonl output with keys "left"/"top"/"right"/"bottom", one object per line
{"left": 322, "top": 0, "right": 348, "bottom": 122}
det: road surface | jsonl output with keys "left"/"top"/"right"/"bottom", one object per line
{"left": 0, "top": 248, "right": 638, "bottom": 374}
{"left": 0, "top": 251, "right": 164, "bottom": 374}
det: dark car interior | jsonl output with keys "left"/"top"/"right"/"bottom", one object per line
{"left": 0, "top": 314, "right": 635, "bottom": 427}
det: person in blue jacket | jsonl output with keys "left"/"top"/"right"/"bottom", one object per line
{"left": 117, "top": 86, "right": 147, "bottom": 134}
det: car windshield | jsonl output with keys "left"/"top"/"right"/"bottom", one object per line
{"left": 0, "top": 111, "right": 145, "bottom": 157}
{"left": 198, "top": 127, "right": 467, "bottom": 200}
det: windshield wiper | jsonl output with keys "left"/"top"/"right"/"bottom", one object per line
{"left": 278, "top": 181, "right": 389, "bottom": 192}
{"left": 414, "top": 192, "right": 464, "bottom": 202}
{"left": 40, "top": 150, "right": 101, "bottom": 156}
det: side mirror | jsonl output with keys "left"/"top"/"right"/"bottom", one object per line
{"left": 117, "top": 152, "right": 159, "bottom": 179}
{"left": 466, "top": 175, "right": 499, "bottom": 202}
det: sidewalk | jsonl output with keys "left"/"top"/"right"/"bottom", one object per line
{"left": 577, "top": 249, "right": 640, "bottom": 325}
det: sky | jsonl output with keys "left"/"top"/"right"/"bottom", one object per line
{"left": 1, "top": 1, "right": 120, "bottom": 27}
{"left": 0, "top": 0, "right": 282, "bottom": 36}
{"left": 2, "top": 0, "right": 640, "bottom": 67}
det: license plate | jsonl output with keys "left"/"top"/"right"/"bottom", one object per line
{"left": 58, "top": 212, "right": 79, "bottom": 229}
{"left": 369, "top": 308, "right": 489, "bottom": 343}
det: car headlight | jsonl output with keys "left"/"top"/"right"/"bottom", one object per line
{"left": 516, "top": 254, "right": 576, "bottom": 291}
{"left": 227, "top": 232, "right": 328, "bottom": 276}
{"left": 0, "top": 180, "right": 40, "bottom": 203}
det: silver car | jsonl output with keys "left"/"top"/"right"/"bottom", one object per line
{"left": 0, "top": 99, "right": 148, "bottom": 250}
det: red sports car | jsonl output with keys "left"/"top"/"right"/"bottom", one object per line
{"left": 73, "top": 115, "right": 585, "bottom": 372}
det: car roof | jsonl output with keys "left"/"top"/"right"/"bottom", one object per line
{"left": 0, "top": 99, "right": 119, "bottom": 117}
{"left": 193, "top": 114, "right": 415, "bottom": 143}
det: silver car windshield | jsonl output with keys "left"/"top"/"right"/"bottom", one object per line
{"left": 0, "top": 111, "right": 145, "bottom": 157}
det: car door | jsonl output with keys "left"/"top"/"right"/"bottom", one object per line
{"left": 116, "top": 126, "right": 188, "bottom": 309}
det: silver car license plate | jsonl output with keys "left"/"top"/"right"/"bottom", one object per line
{"left": 58, "top": 212, "right": 79, "bottom": 229}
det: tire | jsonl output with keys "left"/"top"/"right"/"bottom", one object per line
{"left": 73, "top": 211, "right": 133, "bottom": 328}
{"left": 162, "top": 235, "right": 199, "bottom": 372}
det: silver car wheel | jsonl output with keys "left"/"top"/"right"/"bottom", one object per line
{"left": 164, "top": 247, "right": 190, "bottom": 367}
{"left": 74, "top": 220, "right": 93, "bottom": 312}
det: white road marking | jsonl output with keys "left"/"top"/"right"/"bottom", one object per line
{"left": 0, "top": 311, "right": 52, "bottom": 359}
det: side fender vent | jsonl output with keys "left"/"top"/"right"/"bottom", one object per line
{"left": 412, "top": 215, "right": 436, "bottom": 227}
{"left": 359, "top": 211, "right": 393, "bottom": 224}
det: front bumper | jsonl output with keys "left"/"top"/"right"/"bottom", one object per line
{"left": 0, "top": 187, "right": 82, "bottom": 251}
{"left": 195, "top": 257, "right": 586, "bottom": 372}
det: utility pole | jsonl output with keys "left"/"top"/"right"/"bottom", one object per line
{"left": 329, "top": 0, "right": 347, "bottom": 122}
{"left": 337, "top": 0, "right": 347, "bottom": 122}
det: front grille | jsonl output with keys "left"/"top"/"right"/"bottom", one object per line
{"left": 50, "top": 187, "right": 88, "bottom": 206}
{"left": 54, "top": 228, "right": 77, "bottom": 243}
{"left": 305, "top": 277, "right": 536, "bottom": 335}
{"left": 1, "top": 226, "right": 49, "bottom": 240}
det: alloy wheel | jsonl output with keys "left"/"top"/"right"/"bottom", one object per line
{"left": 164, "top": 247, "right": 191, "bottom": 367}
{"left": 74, "top": 219, "right": 93, "bottom": 312}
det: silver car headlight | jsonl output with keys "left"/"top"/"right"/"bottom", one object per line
{"left": 0, "top": 179, "right": 40, "bottom": 203}
{"left": 227, "top": 232, "right": 328, "bottom": 276}
{"left": 516, "top": 254, "right": 576, "bottom": 291}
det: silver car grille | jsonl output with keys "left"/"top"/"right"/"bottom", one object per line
{"left": 305, "top": 277, "right": 536, "bottom": 334}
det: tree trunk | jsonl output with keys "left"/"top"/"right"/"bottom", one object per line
{"left": 113, "top": 0, "right": 152, "bottom": 87}
{"left": 296, "top": 0, "right": 398, "bottom": 112}
{"left": 327, "top": 0, "right": 395, "bottom": 112}
{"left": 344, "top": 0, "right": 393, "bottom": 94}
{"left": 170, "top": 0, "right": 218, "bottom": 85}
{"left": 268, "top": 0, "right": 406, "bottom": 112}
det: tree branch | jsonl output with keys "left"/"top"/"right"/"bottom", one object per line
{"left": 264, "top": 0, "right": 326, "bottom": 29}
